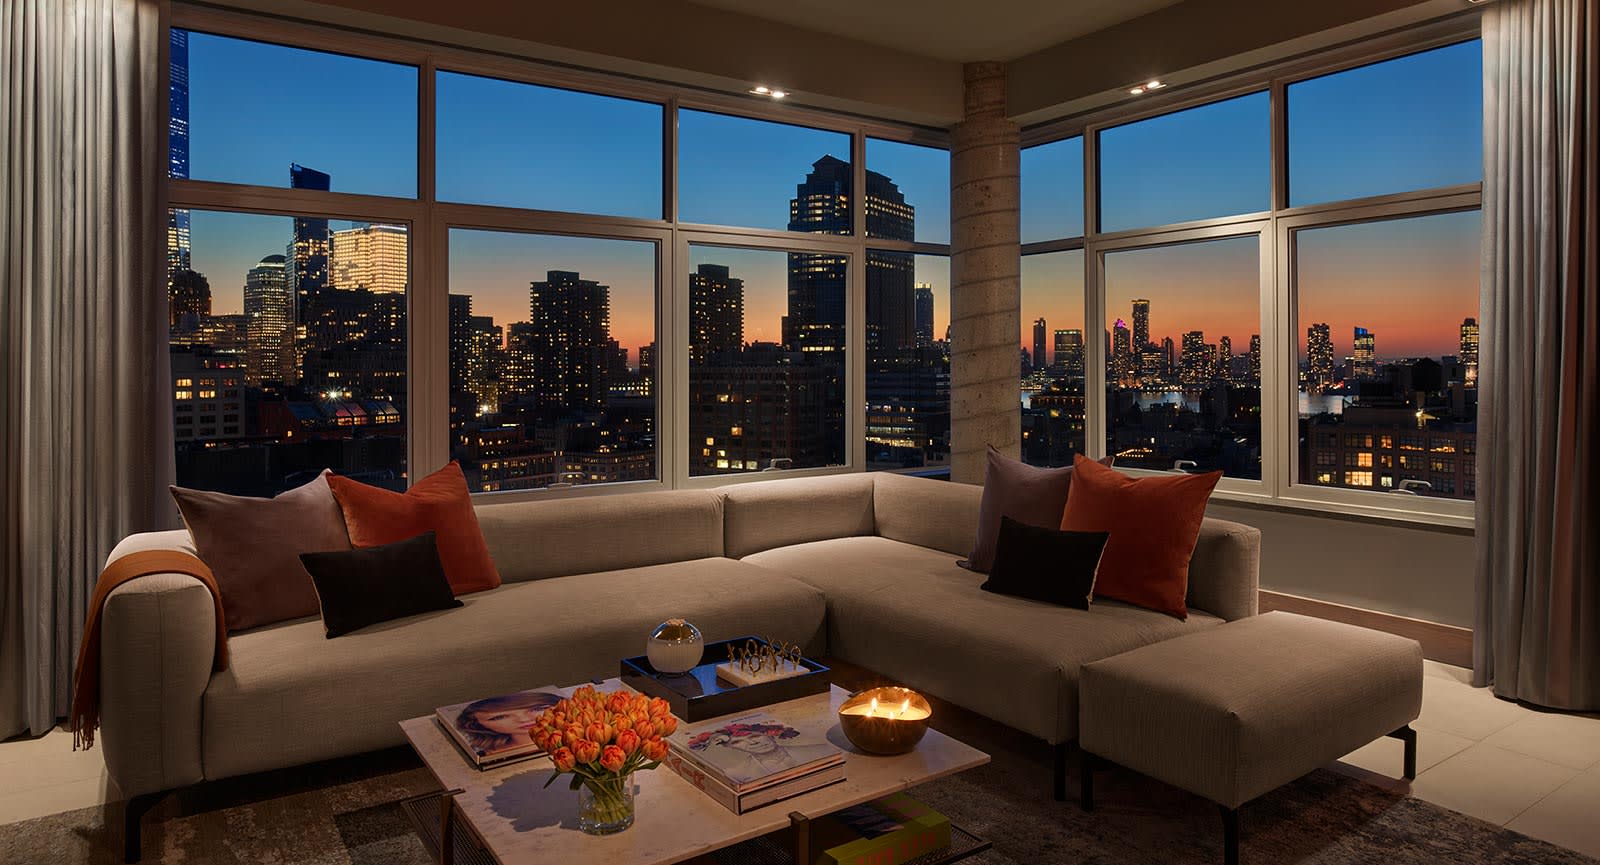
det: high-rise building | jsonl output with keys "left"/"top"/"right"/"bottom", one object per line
{"left": 914, "top": 283, "right": 935, "bottom": 348}
{"left": 1033, "top": 318, "right": 1048, "bottom": 371}
{"left": 1249, "top": 334, "right": 1262, "bottom": 382}
{"left": 1307, "top": 322, "right": 1334, "bottom": 392}
{"left": 866, "top": 251, "right": 916, "bottom": 350}
{"left": 639, "top": 342, "right": 656, "bottom": 394}
{"left": 1055, "top": 329, "right": 1085, "bottom": 379}
{"left": 448, "top": 294, "right": 474, "bottom": 388}
{"left": 689, "top": 264, "right": 744, "bottom": 365}
{"left": 1162, "top": 336, "right": 1176, "bottom": 379}
{"left": 1352, "top": 326, "right": 1377, "bottom": 379}
{"left": 330, "top": 224, "right": 408, "bottom": 294}
{"left": 1131, "top": 298, "right": 1150, "bottom": 349}
{"left": 1181, "top": 330, "right": 1208, "bottom": 385}
{"left": 1111, "top": 319, "right": 1132, "bottom": 381}
{"left": 168, "top": 268, "right": 211, "bottom": 331}
{"left": 166, "top": 29, "right": 190, "bottom": 289}
{"left": 528, "top": 270, "right": 611, "bottom": 413}
{"left": 502, "top": 322, "right": 537, "bottom": 402}
{"left": 1460, "top": 317, "right": 1479, "bottom": 387}
{"left": 289, "top": 164, "right": 331, "bottom": 326}
{"left": 1218, "top": 336, "right": 1233, "bottom": 381}
{"left": 243, "top": 254, "right": 292, "bottom": 385}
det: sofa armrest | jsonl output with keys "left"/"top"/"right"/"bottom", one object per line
{"left": 97, "top": 533, "right": 213, "bottom": 797}
{"left": 1187, "top": 518, "right": 1261, "bottom": 621}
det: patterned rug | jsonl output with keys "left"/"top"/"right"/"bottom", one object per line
{"left": 3, "top": 684, "right": 1592, "bottom": 865}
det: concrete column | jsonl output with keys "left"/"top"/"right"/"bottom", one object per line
{"left": 949, "top": 61, "right": 1020, "bottom": 484}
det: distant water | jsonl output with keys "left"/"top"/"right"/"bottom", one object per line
{"left": 1021, "top": 388, "right": 1349, "bottom": 416}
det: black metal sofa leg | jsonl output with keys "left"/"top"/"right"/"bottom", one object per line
{"left": 124, "top": 791, "right": 165, "bottom": 864}
{"left": 1079, "top": 749, "right": 1096, "bottom": 811}
{"left": 1053, "top": 742, "right": 1068, "bottom": 801}
{"left": 1221, "top": 805, "right": 1239, "bottom": 865}
{"left": 1388, "top": 725, "right": 1418, "bottom": 780}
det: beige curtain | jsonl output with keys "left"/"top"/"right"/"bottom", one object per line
{"left": 1475, "top": 0, "right": 1599, "bottom": 710}
{"left": 1, "top": 0, "right": 173, "bottom": 738}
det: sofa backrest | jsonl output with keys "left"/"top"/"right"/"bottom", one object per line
{"left": 475, "top": 489, "right": 724, "bottom": 583}
{"left": 719, "top": 473, "right": 875, "bottom": 559}
{"left": 872, "top": 473, "right": 980, "bottom": 557}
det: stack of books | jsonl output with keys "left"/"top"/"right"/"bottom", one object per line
{"left": 434, "top": 686, "right": 571, "bottom": 770}
{"left": 664, "top": 711, "right": 845, "bottom": 814}
{"left": 810, "top": 793, "right": 951, "bottom": 865}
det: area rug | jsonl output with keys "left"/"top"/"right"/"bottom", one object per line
{"left": 3, "top": 684, "right": 1592, "bottom": 865}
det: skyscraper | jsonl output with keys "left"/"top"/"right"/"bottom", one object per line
{"left": 1162, "top": 336, "right": 1176, "bottom": 379}
{"left": 168, "top": 269, "right": 211, "bottom": 331}
{"left": 1218, "top": 335, "right": 1233, "bottom": 381}
{"left": 528, "top": 270, "right": 611, "bottom": 413}
{"left": 914, "top": 283, "right": 935, "bottom": 348}
{"left": 166, "top": 29, "right": 191, "bottom": 289}
{"left": 1352, "top": 326, "right": 1377, "bottom": 379}
{"left": 330, "top": 224, "right": 408, "bottom": 294}
{"left": 689, "top": 263, "right": 744, "bottom": 365}
{"left": 1459, "top": 317, "right": 1479, "bottom": 387}
{"left": 243, "top": 254, "right": 291, "bottom": 385}
{"left": 1111, "top": 319, "right": 1132, "bottom": 382}
{"left": 1033, "top": 318, "right": 1048, "bottom": 371}
{"left": 1181, "top": 330, "right": 1208, "bottom": 385}
{"left": 1307, "top": 322, "right": 1334, "bottom": 392}
{"left": 1131, "top": 298, "right": 1150, "bottom": 349}
{"left": 1057, "top": 328, "right": 1085, "bottom": 378}
{"left": 289, "top": 164, "right": 331, "bottom": 326}
{"left": 1249, "top": 334, "right": 1262, "bottom": 382}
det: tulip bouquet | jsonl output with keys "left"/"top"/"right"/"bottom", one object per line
{"left": 531, "top": 686, "right": 678, "bottom": 834}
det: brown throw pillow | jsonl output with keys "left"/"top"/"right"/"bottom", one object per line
{"left": 171, "top": 471, "right": 353, "bottom": 631}
{"left": 963, "top": 446, "right": 1113, "bottom": 573}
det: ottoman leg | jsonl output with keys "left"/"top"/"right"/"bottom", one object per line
{"left": 1053, "top": 742, "right": 1068, "bottom": 802}
{"left": 1220, "top": 805, "right": 1239, "bottom": 865}
{"left": 1388, "top": 725, "right": 1418, "bottom": 780}
{"left": 1079, "top": 750, "right": 1096, "bottom": 812}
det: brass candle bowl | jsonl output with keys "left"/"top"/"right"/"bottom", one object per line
{"left": 838, "top": 686, "right": 932, "bottom": 755}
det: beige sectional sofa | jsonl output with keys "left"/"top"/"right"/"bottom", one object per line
{"left": 100, "top": 471, "right": 1260, "bottom": 859}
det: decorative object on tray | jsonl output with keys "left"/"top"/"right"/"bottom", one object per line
{"left": 621, "top": 636, "right": 830, "bottom": 721}
{"left": 647, "top": 618, "right": 705, "bottom": 674}
{"left": 715, "top": 636, "right": 808, "bottom": 686}
{"left": 664, "top": 711, "right": 845, "bottom": 814}
{"left": 528, "top": 685, "right": 675, "bottom": 835}
{"left": 810, "top": 792, "right": 951, "bottom": 865}
{"left": 434, "top": 686, "right": 571, "bottom": 770}
{"left": 838, "top": 687, "right": 931, "bottom": 755}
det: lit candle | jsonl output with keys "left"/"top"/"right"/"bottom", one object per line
{"left": 838, "top": 687, "right": 933, "bottom": 754}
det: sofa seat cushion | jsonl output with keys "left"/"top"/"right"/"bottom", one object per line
{"left": 742, "top": 536, "right": 1223, "bottom": 743}
{"left": 201, "top": 557, "right": 826, "bottom": 781}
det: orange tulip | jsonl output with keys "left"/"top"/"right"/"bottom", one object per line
{"left": 616, "top": 728, "right": 641, "bottom": 757}
{"left": 574, "top": 739, "right": 602, "bottom": 765}
{"left": 657, "top": 715, "right": 678, "bottom": 737}
{"left": 613, "top": 712, "right": 633, "bottom": 731}
{"left": 642, "top": 738, "right": 668, "bottom": 761}
{"left": 599, "top": 745, "right": 628, "bottom": 773}
{"left": 551, "top": 747, "right": 577, "bottom": 772}
{"left": 585, "top": 722, "right": 608, "bottom": 744}
{"left": 634, "top": 719, "right": 656, "bottom": 741}
{"left": 564, "top": 725, "right": 585, "bottom": 749}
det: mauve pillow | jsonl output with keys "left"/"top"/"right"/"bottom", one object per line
{"left": 170, "top": 470, "right": 352, "bottom": 631}
{"left": 963, "top": 446, "right": 1113, "bottom": 573}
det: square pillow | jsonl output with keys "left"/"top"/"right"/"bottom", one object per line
{"left": 327, "top": 461, "right": 501, "bottom": 595}
{"left": 299, "top": 531, "right": 462, "bottom": 638}
{"left": 963, "top": 445, "right": 1113, "bottom": 573}
{"left": 170, "top": 470, "right": 352, "bottom": 631}
{"left": 980, "top": 517, "right": 1109, "bottom": 610}
{"left": 1059, "top": 454, "right": 1222, "bottom": 619}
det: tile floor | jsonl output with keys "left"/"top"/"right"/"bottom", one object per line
{"left": 1, "top": 660, "right": 1597, "bottom": 858}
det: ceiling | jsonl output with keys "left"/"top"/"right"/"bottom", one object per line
{"left": 685, "top": 0, "right": 1186, "bottom": 62}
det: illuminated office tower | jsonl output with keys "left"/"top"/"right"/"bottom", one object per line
{"left": 1459, "top": 317, "right": 1479, "bottom": 387}
{"left": 166, "top": 29, "right": 190, "bottom": 288}
{"left": 243, "top": 254, "right": 292, "bottom": 385}
{"left": 1033, "top": 318, "right": 1048, "bottom": 371}
{"left": 689, "top": 264, "right": 745, "bottom": 365}
{"left": 1307, "top": 322, "right": 1334, "bottom": 392}
{"left": 1111, "top": 319, "right": 1132, "bottom": 382}
{"left": 1352, "top": 326, "right": 1377, "bottom": 379}
{"left": 168, "top": 269, "right": 211, "bottom": 332}
{"left": 1249, "top": 334, "right": 1261, "bottom": 382}
{"left": 1131, "top": 298, "right": 1150, "bottom": 349}
{"left": 1180, "top": 330, "right": 1208, "bottom": 385}
{"left": 289, "top": 164, "right": 332, "bottom": 326}
{"left": 528, "top": 270, "right": 611, "bottom": 413}
{"left": 914, "top": 283, "right": 935, "bottom": 348}
{"left": 1162, "top": 336, "right": 1175, "bottom": 379}
{"left": 330, "top": 224, "right": 409, "bottom": 294}
{"left": 1054, "top": 328, "right": 1084, "bottom": 379}
{"left": 1218, "top": 335, "right": 1233, "bottom": 381}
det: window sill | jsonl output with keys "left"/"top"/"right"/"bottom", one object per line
{"left": 1207, "top": 486, "right": 1474, "bottom": 533}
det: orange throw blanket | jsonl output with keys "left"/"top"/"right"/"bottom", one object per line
{"left": 70, "top": 549, "right": 228, "bottom": 750}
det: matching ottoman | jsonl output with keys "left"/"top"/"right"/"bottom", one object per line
{"left": 1077, "top": 611, "right": 1423, "bottom": 865}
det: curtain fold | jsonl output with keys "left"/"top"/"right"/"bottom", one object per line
{"left": 1, "top": 0, "right": 173, "bottom": 739}
{"left": 1474, "top": 0, "right": 1599, "bottom": 710}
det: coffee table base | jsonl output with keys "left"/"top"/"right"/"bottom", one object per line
{"left": 399, "top": 790, "right": 992, "bottom": 865}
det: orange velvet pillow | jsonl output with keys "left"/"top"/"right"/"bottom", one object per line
{"left": 1059, "top": 454, "right": 1221, "bottom": 619}
{"left": 327, "top": 461, "right": 500, "bottom": 596}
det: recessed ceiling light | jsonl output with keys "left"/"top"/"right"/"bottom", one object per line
{"left": 1129, "top": 86, "right": 1146, "bottom": 95}
{"left": 750, "top": 85, "right": 770, "bottom": 94}
{"left": 1146, "top": 80, "right": 1167, "bottom": 90}
{"left": 770, "top": 90, "right": 787, "bottom": 99}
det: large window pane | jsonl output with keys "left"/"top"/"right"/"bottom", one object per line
{"left": 865, "top": 139, "right": 949, "bottom": 244}
{"left": 867, "top": 253, "right": 949, "bottom": 471}
{"left": 679, "top": 110, "right": 852, "bottom": 233}
{"left": 1288, "top": 41, "right": 1482, "bottom": 207}
{"left": 170, "top": 209, "right": 407, "bottom": 496}
{"left": 1021, "top": 250, "right": 1087, "bottom": 465}
{"left": 688, "top": 244, "right": 847, "bottom": 475}
{"left": 448, "top": 230, "right": 657, "bottom": 491}
{"left": 437, "top": 72, "right": 663, "bottom": 218}
{"left": 1021, "top": 137, "right": 1085, "bottom": 242}
{"left": 1098, "top": 92, "right": 1270, "bottom": 233}
{"left": 1104, "top": 236, "right": 1261, "bottom": 478}
{"left": 180, "top": 30, "right": 416, "bottom": 197}
{"left": 1295, "top": 211, "right": 1479, "bottom": 499}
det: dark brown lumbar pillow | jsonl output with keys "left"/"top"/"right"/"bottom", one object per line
{"left": 963, "top": 446, "right": 1113, "bottom": 573}
{"left": 299, "top": 531, "right": 463, "bottom": 638}
{"left": 171, "top": 471, "right": 353, "bottom": 631}
{"left": 981, "top": 516, "right": 1109, "bottom": 610}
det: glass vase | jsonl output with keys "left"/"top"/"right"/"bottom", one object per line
{"left": 578, "top": 776, "right": 635, "bottom": 835}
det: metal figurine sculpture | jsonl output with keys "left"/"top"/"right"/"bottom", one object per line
{"left": 733, "top": 637, "right": 803, "bottom": 676}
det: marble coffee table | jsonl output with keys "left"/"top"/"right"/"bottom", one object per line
{"left": 400, "top": 679, "right": 991, "bottom": 865}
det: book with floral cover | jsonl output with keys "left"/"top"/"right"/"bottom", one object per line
{"left": 434, "top": 686, "right": 570, "bottom": 770}
{"left": 666, "top": 711, "right": 843, "bottom": 792}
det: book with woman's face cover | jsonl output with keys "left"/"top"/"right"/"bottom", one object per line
{"left": 666, "top": 711, "right": 842, "bottom": 790}
{"left": 434, "top": 686, "right": 571, "bottom": 770}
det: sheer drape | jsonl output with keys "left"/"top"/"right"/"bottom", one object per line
{"left": 1, "top": 0, "right": 172, "bottom": 738}
{"left": 1475, "top": 0, "right": 1599, "bottom": 710}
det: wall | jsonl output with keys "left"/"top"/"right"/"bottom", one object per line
{"left": 1207, "top": 502, "right": 1475, "bottom": 628}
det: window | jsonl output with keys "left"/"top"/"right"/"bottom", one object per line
{"left": 1098, "top": 92, "right": 1270, "bottom": 232}
{"left": 1021, "top": 250, "right": 1087, "bottom": 465}
{"left": 169, "top": 209, "right": 407, "bottom": 495}
{"left": 688, "top": 244, "right": 847, "bottom": 475}
{"left": 178, "top": 30, "right": 416, "bottom": 197}
{"left": 436, "top": 72, "right": 662, "bottom": 218}
{"left": 1294, "top": 210, "right": 1479, "bottom": 501}
{"left": 1021, "top": 137, "right": 1085, "bottom": 243}
{"left": 678, "top": 110, "right": 853, "bottom": 232}
{"left": 447, "top": 230, "right": 657, "bottom": 492}
{"left": 1288, "top": 41, "right": 1482, "bottom": 206}
{"left": 866, "top": 253, "right": 949, "bottom": 470}
{"left": 865, "top": 139, "right": 949, "bottom": 244}
{"left": 1103, "top": 235, "right": 1261, "bottom": 478}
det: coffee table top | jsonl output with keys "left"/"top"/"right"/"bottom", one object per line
{"left": 401, "top": 679, "right": 990, "bottom": 865}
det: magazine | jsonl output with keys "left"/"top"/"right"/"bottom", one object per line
{"left": 434, "top": 686, "right": 570, "bottom": 770}
{"left": 666, "top": 711, "right": 843, "bottom": 792}
{"left": 663, "top": 750, "right": 846, "bottom": 815}
{"left": 812, "top": 793, "right": 951, "bottom": 865}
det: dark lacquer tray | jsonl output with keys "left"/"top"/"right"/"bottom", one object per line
{"left": 620, "top": 636, "right": 831, "bottom": 722}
